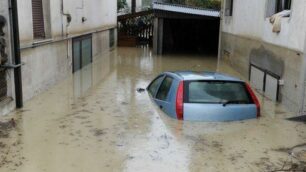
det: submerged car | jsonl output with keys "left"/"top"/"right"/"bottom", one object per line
{"left": 147, "top": 71, "right": 260, "bottom": 122}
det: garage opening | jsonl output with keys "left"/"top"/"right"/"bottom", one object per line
{"left": 163, "top": 18, "right": 220, "bottom": 55}
{"left": 152, "top": 3, "right": 221, "bottom": 55}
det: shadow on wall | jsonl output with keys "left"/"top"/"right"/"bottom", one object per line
{"left": 250, "top": 46, "right": 285, "bottom": 77}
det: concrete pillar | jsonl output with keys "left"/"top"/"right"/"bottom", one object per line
{"left": 153, "top": 18, "right": 158, "bottom": 54}
{"left": 217, "top": 0, "right": 224, "bottom": 72}
{"left": 157, "top": 18, "right": 164, "bottom": 55}
{"left": 153, "top": 17, "right": 164, "bottom": 55}
{"left": 299, "top": 32, "right": 306, "bottom": 114}
{"left": 297, "top": 12, "right": 306, "bottom": 115}
{"left": 131, "top": 0, "right": 136, "bottom": 13}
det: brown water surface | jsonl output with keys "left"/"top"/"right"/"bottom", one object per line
{"left": 0, "top": 47, "right": 305, "bottom": 172}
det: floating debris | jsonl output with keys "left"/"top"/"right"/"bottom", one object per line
{"left": 136, "top": 88, "right": 146, "bottom": 93}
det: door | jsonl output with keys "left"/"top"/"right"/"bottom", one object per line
{"left": 154, "top": 76, "right": 174, "bottom": 116}
{"left": 72, "top": 34, "right": 92, "bottom": 73}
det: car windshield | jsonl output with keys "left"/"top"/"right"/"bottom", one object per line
{"left": 186, "top": 81, "right": 252, "bottom": 104}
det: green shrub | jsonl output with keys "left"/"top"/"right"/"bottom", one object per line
{"left": 118, "top": 0, "right": 127, "bottom": 11}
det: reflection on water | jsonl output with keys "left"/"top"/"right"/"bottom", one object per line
{"left": 0, "top": 47, "right": 305, "bottom": 172}
{"left": 73, "top": 66, "right": 93, "bottom": 98}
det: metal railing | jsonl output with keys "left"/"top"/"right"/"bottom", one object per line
{"left": 117, "top": 10, "right": 154, "bottom": 46}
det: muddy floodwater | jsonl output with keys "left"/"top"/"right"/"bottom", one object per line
{"left": 0, "top": 47, "right": 306, "bottom": 172}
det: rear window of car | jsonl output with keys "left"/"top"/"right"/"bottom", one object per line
{"left": 185, "top": 81, "right": 252, "bottom": 104}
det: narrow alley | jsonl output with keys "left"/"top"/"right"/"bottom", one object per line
{"left": 0, "top": 47, "right": 305, "bottom": 172}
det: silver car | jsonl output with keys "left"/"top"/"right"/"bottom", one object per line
{"left": 147, "top": 71, "right": 260, "bottom": 122}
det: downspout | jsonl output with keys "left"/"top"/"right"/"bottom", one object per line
{"left": 61, "top": 0, "right": 71, "bottom": 61}
{"left": 217, "top": 0, "right": 223, "bottom": 72}
{"left": 9, "top": 0, "right": 23, "bottom": 108}
{"left": 61, "top": 0, "right": 71, "bottom": 37}
{"left": 61, "top": 0, "right": 64, "bottom": 37}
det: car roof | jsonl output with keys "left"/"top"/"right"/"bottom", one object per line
{"left": 166, "top": 71, "right": 243, "bottom": 82}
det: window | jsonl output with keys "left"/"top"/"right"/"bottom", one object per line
{"left": 148, "top": 75, "right": 164, "bottom": 97}
{"left": 72, "top": 34, "right": 93, "bottom": 72}
{"left": 225, "top": 0, "right": 234, "bottom": 16}
{"left": 109, "top": 29, "right": 115, "bottom": 48}
{"left": 266, "top": 0, "right": 292, "bottom": 17}
{"left": 32, "top": 0, "right": 45, "bottom": 39}
{"left": 185, "top": 81, "right": 252, "bottom": 104}
{"left": 276, "top": 0, "right": 292, "bottom": 13}
{"left": 156, "top": 77, "right": 173, "bottom": 101}
{"left": 32, "top": 0, "right": 51, "bottom": 39}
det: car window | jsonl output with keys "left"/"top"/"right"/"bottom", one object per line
{"left": 156, "top": 76, "right": 173, "bottom": 101}
{"left": 148, "top": 75, "right": 164, "bottom": 96}
{"left": 186, "top": 81, "right": 252, "bottom": 104}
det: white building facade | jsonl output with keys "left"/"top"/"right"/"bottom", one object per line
{"left": 221, "top": 0, "right": 306, "bottom": 113}
{"left": 0, "top": 0, "right": 117, "bottom": 115}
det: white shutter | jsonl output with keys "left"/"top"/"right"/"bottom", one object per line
{"left": 266, "top": 0, "right": 277, "bottom": 17}
{"left": 224, "top": 0, "right": 233, "bottom": 16}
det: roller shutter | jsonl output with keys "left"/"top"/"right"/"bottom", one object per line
{"left": 32, "top": 0, "right": 45, "bottom": 39}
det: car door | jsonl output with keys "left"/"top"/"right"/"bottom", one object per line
{"left": 154, "top": 76, "right": 175, "bottom": 117}
{"left": 147, "top": 74, "right": 165, "bottom": 98}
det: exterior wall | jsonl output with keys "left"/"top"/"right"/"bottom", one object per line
{"left": 21, "top": 28, "right": 117, "bottom": 102}
{"left": 222, "top": 0, "right": 306, "bottom": 52}
{"left": 16, "top": 0, "right": 117, "bottom": 102}
{"left": 221, "top": 0, "right": 306, "bottom": 113}
{"left": 222, "top": 33, "right": 303, "bottom": 113}
{"left": 0, "top": 0, "right": 17, "bottom": 115}
{"left": 92, "top": 30, "right": 110, "bottom": 58}
{"left": 126, "top": 0, "right": 143, "bottom": 12}
{"left": 18, "top": 0, "right": 117, "bottom": 43}
{"left": 21, "top": 41, "right": 71, "bottom": 101}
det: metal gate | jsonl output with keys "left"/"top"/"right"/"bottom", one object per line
{"left": 250, "top": 64, "right": 280, "bottom": 101}
{"left": 72, "top": 34, "right": 93, "bottom": 73}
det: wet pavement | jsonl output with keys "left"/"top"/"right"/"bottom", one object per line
{"left": 0, "top": 47, "right": 306, "bottom": 172}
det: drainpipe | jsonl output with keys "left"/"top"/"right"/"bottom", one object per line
{"left": 217, "top": 0, "right": 223, "bottom": 72}
{"left": 9, "top": 0, "right": 23, "bottom": 108}
{"left": 61, "top": 0, "right": 71, "bottom": 37}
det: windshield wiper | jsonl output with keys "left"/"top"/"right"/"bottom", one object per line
{"left": 222, "top": 100, "right": 247, "bottom": 107}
